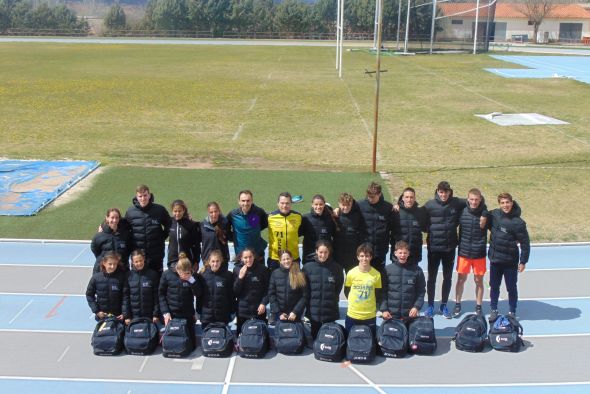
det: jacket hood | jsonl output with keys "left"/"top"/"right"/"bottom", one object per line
{"left": 391, "top": 255, "right": 415, "bottom": 267}
{"left": 100, "top": 222, "right": 116, "bottom": 234}
{"left": 367, "top": 193, "right": 385, "bottom": 206}
{"left": 132, "top": 193, "right": 154, "bottom": 210}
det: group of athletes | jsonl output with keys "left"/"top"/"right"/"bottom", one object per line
{"left": 86, "top": 181, "right": 530, "bottom": 350}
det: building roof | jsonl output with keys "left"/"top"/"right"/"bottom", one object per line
{"left": 438, "top": 3, "right": 590, "bottom": 20}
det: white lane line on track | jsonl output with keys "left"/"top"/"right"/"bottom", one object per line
{"left": 0, "top": 376, "right": 222, "bottom": 385}
{"left": 43, "top": 269, "right": 64, "bottom": 289}
{"left": 57, "top": 346, "right": 70, "bottom": 362}
{"left": 138, "top": 356, "right": 149, "bottom": 373}
{"left": 0, "top": 329, "right": 93, "bottom": 334}
{"left": 347, "top": 365, "right": 387, "bottom": 394}
{"left": 8, "top": 299, "right": 33, "bottom": 324}
{"left": 221, "top": 356, "right": 237, "bottom": 394}
{"left": 71, "top": 248, "right": 86, "bottom": 264}
{"left": 379, "top": 381, "right": 590, "bottom": 388}
{"left": 0, "top": 264, "right": 91, "bottom": 268}
{"left": 0, "top": 292, "right": 85, "bottom": 297}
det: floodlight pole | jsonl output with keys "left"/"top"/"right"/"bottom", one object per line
{"left": 336, "top": 0, "right": 341, "bottom": 69}
{"left": 473, "top": 0, "right": 480, "bottom": 54}
{"left": 396, "top": 0, "right": 402, "bottom": 49}
{"left": 429, "top": 0, "right": 437, "bottom": 54}
{"left": 404, "top": 0, "right": 411, "bottom": 53}
{"left": 373, "top": 0, "right": 380, "bottom": 49}
{"left": 339, "top": 0, "right": 344, "bottom": 78}
{"left": 372, "top": 0, "right": 384, "bottom": 173}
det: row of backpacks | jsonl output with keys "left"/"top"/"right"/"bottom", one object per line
{"left": 92, "top": 313, "right": 524, "bottom": 359}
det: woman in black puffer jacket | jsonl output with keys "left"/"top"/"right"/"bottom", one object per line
{"left": 201, "top": 202, "right": 231, "bottom": 270}
{"left": 91, "top": 208, "right": 132, "bottom": 273}
{"left": 198, "top": 250, "right": 234, "bottom": 330}
{"left": 125, "top": 250, "right": 160, "bottom": 324}
{"left": 86, "top": 252, "right": 128, "bottom": 321}
{"left": 168, "top": 200, "right": 201, "bottom": 269}
{"left": 233, "top": 248, "right": 269, "bottom": 334}
{"left": 268, "top": 250, "right": 308, "bottom": 322}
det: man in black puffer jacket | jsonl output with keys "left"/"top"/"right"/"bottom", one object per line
{"left": 125, "top": 185, "right": 171, "bottom": 277}
{"left": 391, "top": 187, "right": 428, "bottom": 266}
{"left": 357, "top": 182, "right": 394, "bottom": 274}
{"left": 380, "top": 241, "right": 425, "bottom": 320}
{"left": 333, "top": 193, "right": 367, "bottom": 272}
{"left": 487, "top": 192, "right": 530, "bottom": 322}
{"left": 453, "top": 188, "right": 488, "bottom": 318}
{"left": 423, "top": 181, "right": 465, "bottom": 319}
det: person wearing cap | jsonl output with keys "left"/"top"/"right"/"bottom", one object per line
{"left": 423, "top": 181, "right": 465, "bottom": 319}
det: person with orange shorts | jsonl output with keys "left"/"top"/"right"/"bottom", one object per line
{"left": 453, "top": 188, "right": 488, "bottom": 317}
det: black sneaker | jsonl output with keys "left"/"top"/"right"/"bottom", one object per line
{"left": 488, "top": 309, "right": 499, "bottom": 323}
{"left": 475, "top": 305, "right": 482, "bottom": 316}
{"left": 452, "top": 303, "right": 461, "bottom": 318}
{"left": 508, "top": 311, "right": 516, "bottom": 318}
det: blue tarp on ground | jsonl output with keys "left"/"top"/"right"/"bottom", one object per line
{"left": 0, "top": 160, "right": 100, "bottom": 216}
{"left": 486, "top": 55, "right": 590, "bottom": 85}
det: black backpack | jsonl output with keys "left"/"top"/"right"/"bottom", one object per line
{"left": 201, "top": 323, "right": 234, "bottom": 358}
{"left": 162, "top": 318, "right": 193, "bottom": 358}
{"left": 274, "top": 320, "right": 305, "bottom": 354}
{"left": 91, "top": 316, "right": 125, "bottom": 356}
{"left": 453, "top": 314, "right": 488, "bottom": 352}
{"left": 408, "top": 317, "right": 437, "bottom": 355}
{"left": 124, "top": 318, "right": 159, "bottom": 355}
{"left": 238, "top": 319, "right": 269, "bottom": 358}
{"left": 346, "top": 325, "right": 376, "bottom": 363}
{"left": 313, "top": 322, "right": 346, "bottom": 362}
{"left": 489, "top": 315, "right": 524, "bottom": 352}
{"left": 377, "top": 319, "right": 408, "bottom": 358}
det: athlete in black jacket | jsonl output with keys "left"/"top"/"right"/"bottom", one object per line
{"left": 125, "top": 250, "right": 160, "bottom": 324}
{"left": 91, "top": 208, "right": 131, "bottom": 273}
{"left": 300, "top": 195, "right": 337, "bottom": 263}
{"left": 168, "top": 200, "right": 201, "bottom": 268}
{"left": 198, "top": 250, "right": 234, "bottom": 330}
{"left": 268, "top": 250, "right": 308, "bottom": 320}
{"left": 86, "top": 252, "right": 129, "bottom": 321}
{"left": 391, "top": 188, "right": 428, "bottom": 265}
{"left": 233, "top": 248, "right": 270, "bottom": 334}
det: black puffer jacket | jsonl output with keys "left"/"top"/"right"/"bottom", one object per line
{"left": 198, "top": 268, "right": 234, "bottom": 324}
{"left": 168, "top": 216, "right": 201, "bottom": 267}
{"left": 91, "top": 221, "right": 132, "bottom": 273}
{"left": 302, "top": 257, "right": 344, "bottom": 323}
{"left": 488, "top": 201, "right": 530, "bottom": 265}
{"left": 333, "top": 200, "right": 367, "bottom": 271}
{"left": 392, "top": 198, "right": 428, "bottom": 264}
{"left": 158, "top": 268, "right": 202, "bottom": 318}
{"left": 200, "top": 216, "right": 231, "bottom": 265}
{"left": 125, "top": 194, "right": 171, "bottom": 272}
{"left": 424, "top": 190, "right": 465, "bottom": 253}
{"left": 358, "top": 195, "right": 393, "bottom": 261}
{"left": 301, "top": 207, "right": 337, "bottom": 262}
{"left": 380, "top": 257, "right": 425, "bottom": 319}
{"left": 268, "top": 266, "right": 308, "bottom": 317}
{"left": 126, "top": 266, "right": 160, "bottom": 319}
{"left": 232, "top": 261, "right": 270, "bottom": 318}
{"left": 458, "top": 198, "right": 488, "bottom": 259}
{"left": 86, "top": 270, "right": 128, "bottom": 317}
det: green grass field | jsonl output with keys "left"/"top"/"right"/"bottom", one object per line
{"left": 0, "top": 42, "right": 589, "bottom": 241}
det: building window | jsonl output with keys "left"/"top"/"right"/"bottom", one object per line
{"left": 452, "top": 20, "right": 463, "bottom": 25}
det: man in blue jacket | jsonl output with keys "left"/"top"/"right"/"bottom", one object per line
{"left": 227, "top": 190, "right": 268, "bottom": 262}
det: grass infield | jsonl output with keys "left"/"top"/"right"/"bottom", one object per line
{"left": 0, "top": 42, "right": 589, "bottom": 241}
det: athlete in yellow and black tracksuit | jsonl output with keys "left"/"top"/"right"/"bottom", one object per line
{"left": 267, "top": 210, "right": 302, "bottom": 270}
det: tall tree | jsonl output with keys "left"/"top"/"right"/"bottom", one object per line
{"left": 274, "top": 0, "right": 310, "bottom": 34}
{"left": 516, "top": 0, "right": 555, "bottom": 43}
{"left": 104, "top": 3, "right": 126, "bottom": 31}
{"left": 152, "top": 0, "right": 189, "bottom": 31}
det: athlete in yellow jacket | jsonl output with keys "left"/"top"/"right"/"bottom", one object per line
{"left": 267, "top": 192, "right": 302, "bottom": 270}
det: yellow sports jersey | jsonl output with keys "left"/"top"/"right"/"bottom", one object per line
{"left": 268, "top": 210, "right": 302, "bottom": 260}
{"left": 345, "top": 267, "right": 382, "bottom": 320}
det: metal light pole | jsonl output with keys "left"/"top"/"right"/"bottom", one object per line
{"left": 396, "top": 0, "right": 403, "bottom": 49}
{"left": 372, "top": 0, "right": 384, "bottom": 173}
{"left": 429, "top": 0, "right": 437, "bottom": 54}
{"left": 404, "top": 0, "right": 411, "bottom": 53}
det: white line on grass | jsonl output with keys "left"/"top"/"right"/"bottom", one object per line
{"left": 43, "top": 269, "right": 64, "bottom": 290}
{"left": 247, "top": 98, "right": 257, "bottom": 112}
{"left": 8, "top": 299, "right": 33, "bottom": 324}
{"left": 347, "top": 365, "right": 387, "bottom": 394}
{"left": 57, "top": 346, "right": 70, "bottom": 362}
{"left": 138, "top": 356, "right": 149, "bottom": 373}
{"left": 221, "top": 356, "right": 237, "bottom": 394}
{"left": 267, "top": 72, "right": 273, "bottom": 79}
{"left": 344, "top": 83, "right": 380, "bottom": 160}
{"left": 232, "top": 124, "right": 245, "bottom": 141}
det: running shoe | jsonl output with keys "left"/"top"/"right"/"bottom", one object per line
{"left": 440, "top": 304, "right": 452, "bottom": 319}
{"left": 424, "top": 305, "right": 434, "bottom": 317}
{"left": 452, "top": 303, "right": 461, "bottom": 318}
{"left": 488, "top": 309, "right": 499, "bottom": 323}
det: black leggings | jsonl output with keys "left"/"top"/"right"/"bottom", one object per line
{"left": 427, "top": 250, "right": 455, "bottom": 305}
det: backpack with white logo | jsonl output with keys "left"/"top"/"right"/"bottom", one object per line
{"left": 91, "top": 316, "right": 125, "bottom": 356}
{"left": 124, "top": 318, "right": 159, "bottom": 355}
{"left": 377, "top": 319, "right": 408, "bottom": 358}
{"left": 489, "top": 315, "right": 524, "bottom": 352}
{"left": 274, "top": 320, "right": 305, "bottom": 354}
{"left": 162, "top": 318, "right": 193, "bottom": 358}
{"left": 313, "top": 322, "right": 346, "bottom": 362}
{"left": 238, "top": 319, "right": 269, "bottom": 358}
{"left": 201, "top": 322, "right": 234, "bottom": 358}
{"left": 408, "top": 316, "right": 437, "bottom": 355}
{"left": 453, "top": 314, "right": 488, "bottom": 352}
{"left": 346, "top": 325, "right": 376, "bottom": 363}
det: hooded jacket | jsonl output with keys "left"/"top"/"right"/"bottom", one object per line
{"left": 333, "top": 200, "right": 367, "bottom": 270}
{"left": 268, "top": 266, "right": 308, "bottom": 317}
{"left": 126, "top": 265, "right": 160, "bottom": 319}
{"left": 125, "top": 194, "right": 171, "bottom": 272}
{"left": 458, "top": 197, "right": 488, "bottom": 259}
{"left": 488, "top": 201, "right": 530, "bottom": 265}
{"left": 357, "top": 194, "right": 393, "bottom": 261}
{"left": 86, "top": 269, "right": 129, "bottom": 317}
{"left": 91, "top": 220, "right": 132, "bottom": 273}
{"left": 168, "top": 216, "right": 201, "bottom": 267}
{"left": 232, "top": 261, "right": 270, "bottom": 318}
{"left": 424, "top": 189, "right": 465, "bottom": 253}
{"left": 158, "top": 267, "right": 201, "bottom": 319}
{"left": 198, "top": 267, "right": 234, "bottom": 324}
{"left": 380, "top": 256, "right": 426, "bottom": 319}
{"left": 302, "top": 257, "right": 344, "bottom": 323}
{"left": 392, "top": 197, "right": 428, "bottom": 264}
{"left": 301, "top": 207, "right": 336, "bottom": 263}
{"left": 200, "top": 215, "right": 231, "bottom": 264}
